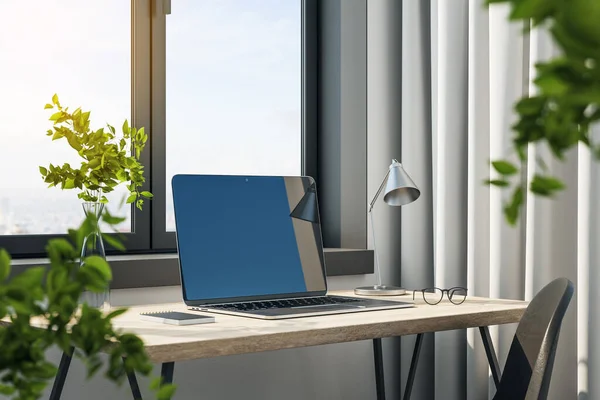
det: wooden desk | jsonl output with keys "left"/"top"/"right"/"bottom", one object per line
{"left": 50, "top": 292, "right": 528, "bottom": 400}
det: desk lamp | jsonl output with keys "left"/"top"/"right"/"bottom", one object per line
{"left": 354, "top": 159, "right": 420, "bottom": 296}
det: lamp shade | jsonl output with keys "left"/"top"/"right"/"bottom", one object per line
{"left": 382, "top": 160, "right": 420, "bottom": 206}
{"left": 290, "top": 183, "right": 319, "bottom": 223}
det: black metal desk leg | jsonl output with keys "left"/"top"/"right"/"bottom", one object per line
{"left": 161, "top": 362, "right": 175, "bottom": 385}
{"left": 403, "top": 333, "right": 424, "bottom": 400}
{"left": 479, "top": 326, "right": 501, "bottom": 388}
{"left": 373, "top": 338, "right": 386, "bottom": 400}
{"left": 50, "top": 347, "right": 74, "bottom": 400}
{"left": 123, "top": 357, "right": 143, "bottom": 400}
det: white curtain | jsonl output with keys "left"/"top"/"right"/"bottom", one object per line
{"left": 398, "top": 1, "right": 600, "bottom": 399}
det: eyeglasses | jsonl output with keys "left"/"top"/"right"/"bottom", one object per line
{"left": 412, "top": 287, "right": 468, "bottom": 305}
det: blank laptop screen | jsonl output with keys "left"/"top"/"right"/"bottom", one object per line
{"left": 171, "top": 175, "right": 327, "bottom": 303}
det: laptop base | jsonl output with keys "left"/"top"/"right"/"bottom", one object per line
{"left": 190, "top": 296, "right": 413, "bottom": 320}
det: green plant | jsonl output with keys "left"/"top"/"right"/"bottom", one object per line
{"left": 486, "top": 0, "right": 600, "bottom": 224}
{"left": 0, "top": 214, "right": 175, "bottom": 400}
{"left": 39, "top": 94, "right": 153, "bottom": 210}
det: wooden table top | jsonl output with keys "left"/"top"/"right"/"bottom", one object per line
{"left": 106, "top": 291, "right": 528, "bottom": 363}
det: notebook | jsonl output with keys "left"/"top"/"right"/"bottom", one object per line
{"left": 139, "top": 311, "right": 215, "bottom": 326}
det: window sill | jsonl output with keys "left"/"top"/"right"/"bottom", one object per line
{"left": 11, "top": 248, "right": 373, "bottom": 289}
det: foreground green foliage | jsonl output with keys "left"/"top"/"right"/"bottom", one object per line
{"left": 39, "top": 94, "right": 153, "bottom": 210}
{"left": 0, "top": 215, "right": 175, "bottom": 400}
{"left": 486, "top": 0, "right": 600, "bottom": 224}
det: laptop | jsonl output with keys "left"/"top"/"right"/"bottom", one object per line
{"left": 171, "top": 174, "right": 413, "bottom": 320}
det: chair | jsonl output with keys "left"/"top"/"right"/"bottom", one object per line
{"left": 493, "top": 277, "right": 574, "bottom": 400}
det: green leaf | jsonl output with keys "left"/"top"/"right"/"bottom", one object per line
{"left": 52, "top": 237, "right": 77, "bottom": 254}
{"left": 78, "top": 267, "right": 108, "bottom": 293}
{"left": 126, "top": 194, "right": 137, "bottom": 204}
{"left": 102, "top": 233, "right": 126, "bottom": 251}
{"left": 515, "top": 96, "right": 546, "bottom": 116}
{"left": 535, "top": 74, "right": 569, "bottom": 96}
{"left": 82, "top": 255, "right": 112, "bottom": 281}
{"left": 10, "top": 266, "right": 46, "bottom": 289}
{"left": 106, "top": 308, "right": 128, "bottom": 320}
{"left": 0, "top": 248, "right": 11, "bottom": 281}
{"left": 102, "top": 213, "right": 127, "bottom": 225}
{"left": 33, "top": 362, "right": 58, "bottom": 379}
{"left": 0, "top": 384, "right": 15, "bottom": 395}
{"left": 84, "top": 355, "right": 103, "bottom": 379}
{"left": 565, "top": 89, "right": 600, "bottom": 106}
{"left": 530, "top": 174, "right": 566, "bottom": 196}
{"left": 52, "top": 93, "right": 59, "bottom": 105}
{"left": 46, "top": 268, "right": 68, "bottom": 298}
{"left": 64, "top": 178, "right": 75, "bottom": 189}
{"left": 30, "top": 381, "right": 49, "bottom": 395}
{"left": 157, "top": 384, "right": 177, "bottom": 400}
{"left": 39, "top": 166, "right": 48, "bottom": 176}
{"left": 88, "top": 159, "right": 101, "bottom": 170}
{"left": 6, "top": 286, "right": 27, "bottom": 302}
{"left": 44, "top": 103, "right": 54, "bottom": 109}
{"left": 504, "top": 187, "right": 524, "bottom": 226}
{"left": 141, "top": 191, "right": 153, "bottom": 198}
{"left": 491, "top": 160, "right": 519, "bottom": 176}
{"left": 49, "top": 111, "right": 63, "bottom": 121}
{"left": 485, "top": 179, "right": 510, "bottom": 187}
{"left": 66, "top": 133, "right": 82, "bottom": 151}
{"left": 509, "top": 0, "right": 555, "bottom": 24}
{"left": 150, "top": 377, "right": 162, "bottom": 391}
{"left": 116, "top": 170, "right": 128, "bottom": 182}
{"left": 122, "top": 119, "right": 129, "bottom": 134}
{"left": 46, "top": 238, "right": 76, "bottom": 262}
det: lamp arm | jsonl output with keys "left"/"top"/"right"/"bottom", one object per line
{"left": 368, "top": 168, "right": 391, "bottom": 212}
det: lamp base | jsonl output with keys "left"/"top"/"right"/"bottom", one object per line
{"left": 354, "top": 285, "right": 406, "bottom": 296}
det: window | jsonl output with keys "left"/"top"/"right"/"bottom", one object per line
{"left": 0, "top": 1, "right": 131, "bottom": 236}
{"left": 0, "top": 0, "right": 314, "bottom": 257}
{"left": 164, "top": 0, "right": 302, "bottom": 232}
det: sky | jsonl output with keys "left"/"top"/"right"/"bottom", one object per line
{"left": 0, "top": 0, "right": 301, "bottom": 234}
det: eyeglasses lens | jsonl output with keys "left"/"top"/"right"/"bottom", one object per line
{"left": 449, "top": 288, "right": 467, "bottom": 304}
{"left": 423, "top": 288, "right": 443, "bottom": 305}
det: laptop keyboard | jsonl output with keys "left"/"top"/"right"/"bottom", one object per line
{"left": 200, "top": 296, "right": 362, "bottom": 312}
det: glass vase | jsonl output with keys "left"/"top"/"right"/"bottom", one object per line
{"left": 80, "top": 202, "right": 110, "bottom": 310}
